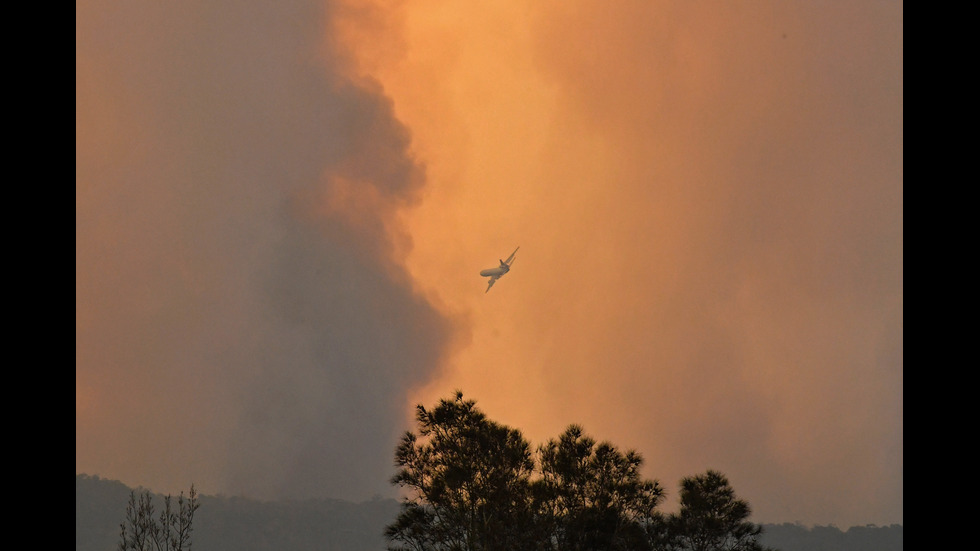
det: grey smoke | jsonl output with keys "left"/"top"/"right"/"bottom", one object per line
{"left": 76, "top": 0, "right": 455, "bottom": 501}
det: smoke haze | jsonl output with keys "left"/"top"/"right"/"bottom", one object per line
{"left": 76, "top": 0, "right": 457, "bottom": 501}
{"left": 77, "top": 0, "right": 902, "bottom": 528}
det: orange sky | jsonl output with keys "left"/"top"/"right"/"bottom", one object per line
{"left": 335, "top": 0, "right": 902, "bottom": 525}
{"left": 77, "top": 0, "right": 902, "bottom": 528}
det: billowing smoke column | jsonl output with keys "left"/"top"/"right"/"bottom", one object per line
{"left": 76, "top": 0, "right": 456, "bottom": 501}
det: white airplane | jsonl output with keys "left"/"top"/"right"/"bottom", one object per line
{"left": 480, "top": 246, "right": 519, "bottom": 293}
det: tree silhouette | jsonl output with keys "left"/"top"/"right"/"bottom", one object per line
{"left": 386, "top": 394, "right": 774, "bottom": 551}
{"left": 386, "top": 391, "right": 541, "bottom": 550}
{"left": 117, "top": 485, "right": 199, "bottom": 551}
{"left": 537, "top": 425, "right": 665, "bottom": 551}
{"left": 665, "top": 470, "right": 773, "bottom": 551}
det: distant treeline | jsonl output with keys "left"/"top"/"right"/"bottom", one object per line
{"left": 78, "top": 475, "right": 901, "bottom": 551}
{"left": 760, "top": 522, "right": 902, "bottom": 551}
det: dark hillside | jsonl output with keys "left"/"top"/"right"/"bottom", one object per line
{"left": 76, "top": 475, "right": 132, "bottom": 551}
{"left": 760, "top": 522, "right": 903, "bottom": 551}
{"left": 78, "top": 474, "right": 901, "bottom": 551}
{"left": 76, "top": 474, "right": 398, "bottom": 551}
{"left": 193, "top": 493, "right": 399, "bottom": 550}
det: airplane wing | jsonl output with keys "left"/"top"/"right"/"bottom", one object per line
{"left": 484, "top": 247, "right": 518, "bottom": 292}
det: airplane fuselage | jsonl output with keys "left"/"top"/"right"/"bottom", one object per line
{"left": 480, "top": 265, "right": 509, "bottom": 277}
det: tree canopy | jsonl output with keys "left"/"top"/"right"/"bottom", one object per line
{"left": 537, "top": 425, "right": 665, "bottom": 550}
{"left": 665, "top": 470, "right": 775, "bottom": 551}
{"left": 386, "top": 392, "right": 771, "bottom": 551}
{"left": 387, "top": 391, "right": 538, "bottom": 550}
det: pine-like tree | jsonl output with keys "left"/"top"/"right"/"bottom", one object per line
{"left": 665, "top": 471, "right": 773, "bottom": 551}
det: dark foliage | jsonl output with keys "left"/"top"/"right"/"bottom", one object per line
{"left": 536, "top": 425, "right": 665, "bottom": 551}
{"left": 386, "top": 393, "right": 669, "bottom": 551}
{"left": 386, "top": 391, "right": 541, "bottom": 550}
{"left": 663, "top": 470, "right": 773, "bottom": 551}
